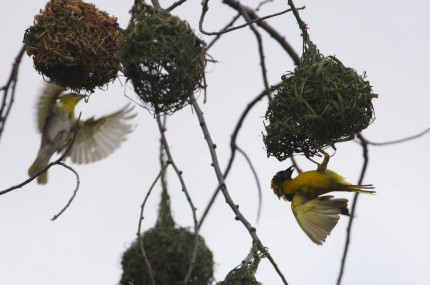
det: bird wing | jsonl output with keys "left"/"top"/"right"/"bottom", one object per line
{"left": 68, "top": 104, "right": 136, "bottom": 164}
{"left": 291, "top": 194, "right": 348, "bottom": 245}
{"left": 37, "top": 83, "right": 65, "bottom": 132}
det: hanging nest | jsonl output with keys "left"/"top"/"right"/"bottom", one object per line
{"left": 121, "top": 3, "right": 206, "bottom": 114}
{"left": 23, "top": 0, "right": 124, "bottom": 93}
{"left": 120, "top": 182, "right": 214, "bottom": 285}
{"left": 120, "top": 227, "right": 214, "bottom": 285}
{"left": 264, "top": 41, "right": 378, "bottom": 160}
{"left": 216, "top": 250, "right": 263, "bottom": 285}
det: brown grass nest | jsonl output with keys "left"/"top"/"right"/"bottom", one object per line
{"left": 23, "top": 0, "right": 124, "bottom": 92}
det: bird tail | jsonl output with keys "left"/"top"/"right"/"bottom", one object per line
{"left": 28, "top": 146, "right": 54, "bottom": 184}
{"left": 346, "top": 184, "right": 375, "bottom": 194}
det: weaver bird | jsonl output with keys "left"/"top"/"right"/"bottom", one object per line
{"left": 28, "top": 83, "right": 136, "bottom": 184}
{"left": 271, "top": 154, "right": 375, "bottom": 245}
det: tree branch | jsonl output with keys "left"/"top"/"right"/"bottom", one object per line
{"left": 51, "top": 162, "right": 81, "bottom": 220}
{"left": 200, "top": 0, "right": 299, "bottom": 38}
{"left": 190, "top": 93, "right": 289, "bottom": 285}
{"left": 361, "top": 127, "right": 430, "bottom": 146}
{"left": 0, "top": 45, "right": 26, "bottom": 142}
{"left": 0, "top": 114, "right": 82, "bottom": 196}
{"left": 136, "top": 164, "right": 167, "bottom": 285}
{"left": 155, "top": 115, "right": 200, "bottom": 284}
{"left": 237, "top": 146, "right": 263, "bottom": 222}
{"left": 198, "top": 86, "right": 274, "bottom": 228}
{"left": 223, "top": 0, "right": 301, "bottom": 65}
{"left": 337, "top": 133, "right": 370, "bottom": 285}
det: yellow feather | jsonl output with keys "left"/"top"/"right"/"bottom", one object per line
{"left": 271, "top": 163, "right": 375, "bottom": 245}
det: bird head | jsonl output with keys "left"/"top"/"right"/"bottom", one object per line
{"left": 59, "top": 92, "right": 87, "bottom": 112}
{"left": 271, "top": 166, "right": 294, "bottom": 200}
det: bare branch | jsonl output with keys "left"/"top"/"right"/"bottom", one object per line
{"left": 166, "top": 0, "right": 188, "bottom": 12}
{"left": 243, "top": 242, "right": 258, "bottom": 265}
{"left": 237, "top": 146, "right": 263, "bottom": 222}
{"left": 0, "top": 114, "right": 82, "bottom": 196}
{"left": 150, "top": 0, "right": 162, "bottom": 10}
{"left": 289, "top": 156, "right": 302, "bottom": 173}
{"left": 223, "top": 0, "right": 301, "bottom": 65}
{"left": 0, "top": 45, "right": 26, "bottom": 141}
{"left": 337, "top": 133, "right": 370, "bottom": 285}
{"left": 155, "top": 115, "right": 200, "bottom": 284}
{"left": 136, "top": 163, "right": 168, "bottom": 285}
{"left": 287, "top": 0, "right": 309, "bottom": 43}
{"left": 256, "top": 0, "right": 274, "bottom": 11}
{"left": 200, "top": 0, "right": 298, "bottom": 37}
{"left": 361, "top": 127, "right": 430, "bottom": 146}
{"left": 190, "top": 93, "right": 288, "bottom": 285}
{"left": 240, "top": 6, "right": 271, "bottom": 100}
{"left": 206, "top": 13, "right": 241, "bottom": 50}
{"left": 51, "top": 162, "right": 81, "bottom": 220}
{"left": 198, "top": 86, "right": 274, "bottom": 228}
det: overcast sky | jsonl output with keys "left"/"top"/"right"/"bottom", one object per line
{"left": 1, "top": 0, "right": 429, "bottom": 284}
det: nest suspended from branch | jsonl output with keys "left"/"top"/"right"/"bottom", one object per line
{"left": 121, "top": 3, "right": 206, "bottom": 115}
{"left": 264, "top": 41, "right": 378, "bottom": 160}
{"left": 120, "top": 227, "right": 214, "bottom": 285}
{"left": 120, "top": 183, "right": 214, "bottom": 285}
{"left": 216, "top": 251, "right": 263, "bottom": 285}
{"left": 23, "top": 0, "right": 124, "bottom": 93}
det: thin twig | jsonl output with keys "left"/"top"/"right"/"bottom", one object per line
{"left": 166, "top": 0, "right": 188, "bottom": 12}
{"left": 289, "top": 156, "right": 302, "bottom": 173}
{"left": 256, "top": 0, "right": 274, "bottom": 11}
{"left": 239, "top": 5, "right": 271, "bottom": 100}
{"left": 198, "top": 86, "right": 275, "bottom": 228}
{"left": 287, "top": 0, "right": 309, "bottom": 43}
{"left": 136, "top": 164, "right": 168, "bottom": 285}
{"left": 243, "top": 242, "right": 258, "bottom": 265}
{"left": 200, "top": 0, "right": 298, "bottom": 36}
{"left": 0, "top": 114, "right": 82, "bottom": 196}
{"left": 150, "top": 0, "right": 162, "bottom": 10}
{"left": 51, "top": 162, "right": 80, "bottom": 220}
{"left": 337, "top": 133, "right": 370, "bottom": 285}
{"left": 206, "top": 13, "right": 241, "bottom": 50}
{"left": 361, "top": 127, "right": 430, "bottom": 146}
{"left": 0, "top": 45, "right": 26, "bottom": 141}
{"left": 155, "top": 115, "right": 200, "bottom": 284}
{"left": 190, "top": 93, "right": 288, "bottom": 285}
{"left": 237, "top": 146, "right": 263, "bottom": 222}
{"left": 223, "top": 0, "right": 301, "bottom": 65}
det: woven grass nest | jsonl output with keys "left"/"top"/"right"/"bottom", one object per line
{"left": 120, "top": 186, "right": 214, "bottom": 285}
{"left": 216, "top": 253, "right": 262, "bottom": 285}
{"left": 120, "top": 227, "right": 214, "bottom": 285}
{"left": 264, "top": 42, "right": 378, "bottom": 160}
{"left": 121, "top": 3, "right": 206, "bottom": 114}
{"left": 23, "top": 0, "right": 124, "bottom": 92}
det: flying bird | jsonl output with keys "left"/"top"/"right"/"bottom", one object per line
{"left": 28, "top": 83, "right": 136, "bottom": 184}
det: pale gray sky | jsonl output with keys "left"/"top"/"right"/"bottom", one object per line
{"left": 1, "top": 1, "right": 429, "bottom": 284}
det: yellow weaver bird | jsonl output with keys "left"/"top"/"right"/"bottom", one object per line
{"left": 28, "top": 83, "right": 136, "bottom": 184}
{"left": 271, "top": 154, "right": 375, "bottom": 245}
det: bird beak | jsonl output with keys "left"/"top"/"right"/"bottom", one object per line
{"left": 77, "top": 94, "right": 87, "bottom": 100}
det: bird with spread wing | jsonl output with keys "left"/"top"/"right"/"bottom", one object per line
{"left": 28, "top": 83, "right": 136, "bottom": 184}
{"left": 271, "top": 153, "right": 375, "bottom": 245}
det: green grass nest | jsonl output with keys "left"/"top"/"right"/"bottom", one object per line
{"left": 120, "top": 227, "right": 214, "bottom": 285}
{"left": 23, "top": 0, "right": 123, "bottom": 93}
{"left": 216, "top": 266, "right": 262, "bottom": 285}
{"left": 264, "top": 42, "right": 377, "bottom": 160}
{"left": 216, "top": 252, "right": 262, "bottom": 285}
{"left": 121, "top": 3, "right": 206, "bottom": 114}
